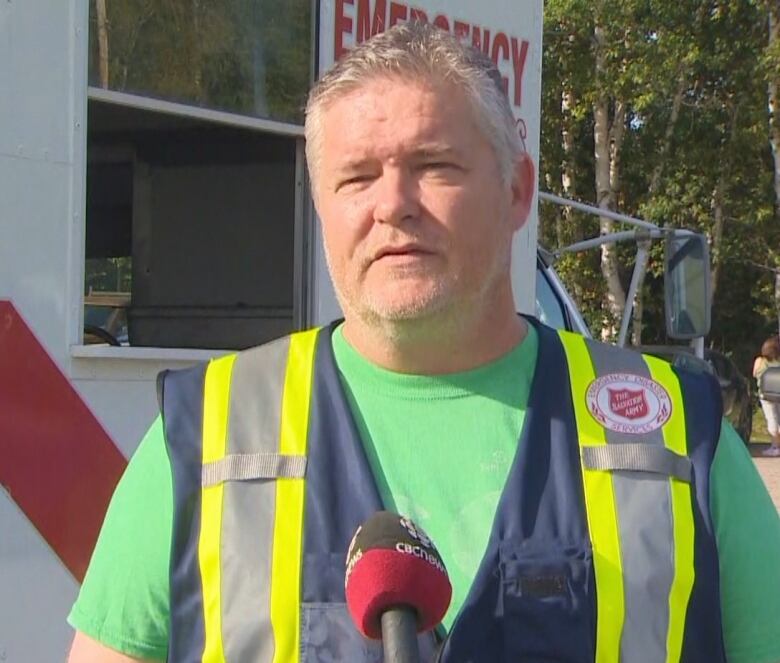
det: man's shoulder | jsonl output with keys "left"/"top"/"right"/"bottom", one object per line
{"left": 163, "top": 326, "right": 328, "bottom": 380}
{"left": 238, "top": 326, "right": 327, "bottom": 366}
{"left": 554, "top": 328, "right": 644, "bottom": 363}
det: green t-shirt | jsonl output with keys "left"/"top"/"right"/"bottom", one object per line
{"left": 69, "top": 328, "right": 780, "bottom": 662}
{"left": 333, "top": 325, "right": 537, "bottom": 630}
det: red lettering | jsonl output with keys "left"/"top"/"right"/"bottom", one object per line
{"left": 433, "top": 14, "right": 449, "bottom": 31}
{"left": 511, "top": 37, "right": 529, "bottom": 107}
{"left": 453, "top": 20, "right": 470, "bottom": 41}
{"left": 356, "top": 0, "right": 387, "bottom": 43}
{"left": 471, "top": 27, "right": 491, "bottom": 55}
{"left": 491, "top": 32, "right": 510, "bottom": 96}
{"left": 409, "top": 7, "right": 428, "bottom": 22}
{"left": 389, "top": 2, "right": 407, "bottom": 27}
{"left": 335, "top": 0, "right": 354, "bottom": 59}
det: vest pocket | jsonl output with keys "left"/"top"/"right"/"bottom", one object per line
{"left": 498, "top": 541, "right": 594, "bottom": 662}
{"left": 300, "top": 550, "right": 441, "bottom": 662}
{"left": 300, "top": 602, "right": 384, "bottom": 663}
{"left": 300, "top": 602, "right": 441, "bottom": 662}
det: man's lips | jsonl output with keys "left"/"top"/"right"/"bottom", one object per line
{"left": 373, "top": 245, "right": 433, "bottom": 260}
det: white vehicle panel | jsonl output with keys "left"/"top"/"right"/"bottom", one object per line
{"left": 0, "top": 493, "right": 79, "bottom": 663}
{"left": 0, "top": 1, "right": 75, "bottom": 166}
{"left": 0, "top": 159, "right": 74, "bottom": 366}
{"left": 72, "top": 376, "right": 163, "bottom": 458}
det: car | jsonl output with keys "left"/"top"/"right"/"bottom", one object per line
{"left": 633, "top": 345, "right": 753, "bottom": 444}
{"left": 535, "top": 252, "right": 592, "bottom": 336}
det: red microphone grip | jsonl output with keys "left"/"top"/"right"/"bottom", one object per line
{"left": 344, "top": 511, "right": 452, "bottom": 640}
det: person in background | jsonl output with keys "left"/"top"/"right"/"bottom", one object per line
{"left": 753, "top": 335, "right": 780, "bottom": 457}
{"left": 67, "top": 22, "right": 780, "bottom": 663}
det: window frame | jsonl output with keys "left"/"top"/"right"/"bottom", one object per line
{"left": 74, "top": 87, "right": 311, "bottom": 359}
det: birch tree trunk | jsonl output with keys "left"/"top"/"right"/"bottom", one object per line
{"left": 594, "top": 98, "right": 627, "bottom": 340}
{"left": 560, "top": 89, "right": 576, "bottom": 248}
{"left": 95, "top": 0, "right": 110, "bottom": 89}
{"left": 559, "top": 88, "right": 589, "bottom": 306}
{"left": 593, "top": 37, "right": 627, "bottom": 341}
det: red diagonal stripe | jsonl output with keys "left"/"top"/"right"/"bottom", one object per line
{"left": 0, "top": 301, "right": 127, "bottom": 581}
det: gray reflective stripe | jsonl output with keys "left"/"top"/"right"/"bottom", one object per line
{"left": 220, "top": 335, "right": 291, "bottom": 662}
{"left": 202, "top": 453, "right": 307, "bottom": 487}
{"left": 581, "top": 444, "right": 692, "bottom": 483}
{"left": 584, "top": 339, "right": 675, "bottom": 663}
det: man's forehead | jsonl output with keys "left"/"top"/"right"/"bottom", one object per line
{"left": 319, "top": 76, "right": 467, "bottom": 137}
{"left": 321, "top": 115, "right": 464, "bottom": 169}
{"left": 322, "top": 73, "right": 459, "bottom": 113}
{"left": 313, "top": 74, "right": 487, "bottom": 174}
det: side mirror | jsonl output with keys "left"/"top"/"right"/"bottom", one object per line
{"left": 664, "top": 232, "right": 711, "bottom": 339}
{"left": 760, "top": 366, "right": 780, "bottom": 403}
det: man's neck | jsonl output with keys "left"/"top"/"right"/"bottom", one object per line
{"left": 341, "top": 304, "right": 527, "bottom": 375}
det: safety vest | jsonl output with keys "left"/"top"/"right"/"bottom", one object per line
{"left": 159, "top": 318, "right": 726, "bottom": 663}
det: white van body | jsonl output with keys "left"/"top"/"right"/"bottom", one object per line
{"left": 0, "top": 1, "right": 591, "bottom": 659}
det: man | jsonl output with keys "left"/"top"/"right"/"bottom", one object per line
{"left": 69, "top": 22, "right": 780, "bottom": 663}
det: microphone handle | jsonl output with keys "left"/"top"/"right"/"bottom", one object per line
{"left": 380, "top": 607, "right": 421, "bottom": 663}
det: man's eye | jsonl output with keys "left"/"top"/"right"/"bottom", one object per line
{"left": 338, "top": 174, "right": 372, "bottom": 189}
{"left": 420, "top": 162, "right": 459, "bottom": 173}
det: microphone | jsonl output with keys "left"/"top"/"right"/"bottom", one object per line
{"left": 345, "top": 511, "right": 452, "bottom": 663}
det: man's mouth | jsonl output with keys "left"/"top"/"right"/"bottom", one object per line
{"left": 374, "top": 245, "right": 432, "bottom": 260}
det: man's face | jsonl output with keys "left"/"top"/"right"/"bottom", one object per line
{"left": 314, "top": 76, "right": 531, "bottom": 329}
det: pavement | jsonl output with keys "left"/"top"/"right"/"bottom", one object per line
{"left": 749, "top": 443, "right": 780, "bottom": 511}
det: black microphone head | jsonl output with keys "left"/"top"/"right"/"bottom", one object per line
{"left": 345, "top": 511, "right": 452, "bottom": 639}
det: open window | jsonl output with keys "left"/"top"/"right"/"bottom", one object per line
{"left": 83, "top": 0, "right": 312, "bottom": 352}
{"left": 84, "top": 99, "right": 301, "bottom": 350}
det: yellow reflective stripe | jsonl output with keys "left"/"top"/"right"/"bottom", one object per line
{"left": 199, "top": 353, "right": 237, "bottom": 663}
{"left": 644, "top": 356, "right": 695, "bottom": 663}
{"left": 558, "top": 332, "right": 624, "bottom": 663}
{"left": 270, "top": 328, "right": 319, "bottom": 663}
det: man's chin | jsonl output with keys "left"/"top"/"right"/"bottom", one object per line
{"left": 359, "top": 291, "right": 454, "bottom": 325}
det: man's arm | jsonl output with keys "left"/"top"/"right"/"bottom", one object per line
{"left": 66, "top": 418, "right": 172, "bottom": 661}
{"left": 68, "top": 631, "right": 159, "bottom": 663}
{"left": 712, "top": 421, "right": 780, "bottom": 662}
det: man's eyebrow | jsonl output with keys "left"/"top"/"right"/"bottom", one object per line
{"left": 409, "top": 144, "right": 463, "bottom": 160}
{"left": 332, "top": 145, "right": 463, "bottom": 173}
{"left": 332, "top": 154, "right": 376, "bottom": 173}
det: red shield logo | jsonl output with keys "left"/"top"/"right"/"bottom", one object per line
{"left": 608, "top": 387, "right": 648, "bottom": 420}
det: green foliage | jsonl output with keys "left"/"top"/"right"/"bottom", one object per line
{"left": 88, "top": 0, "right": 311, "bottom": 123}
{"left": 85, "top": 257, "right": 132, "bottom": 294}
{"left": 542, "top": 0, "right": 780, "bottom": 369}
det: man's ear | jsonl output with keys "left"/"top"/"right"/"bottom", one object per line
{"left": 509, "top": 152, "right": 536, "bottom": 232}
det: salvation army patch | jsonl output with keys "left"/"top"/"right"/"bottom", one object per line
{"left": 586, "top": 373, "right": 672, "bottom": 434}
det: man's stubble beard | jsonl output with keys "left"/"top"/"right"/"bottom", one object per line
{"left": 324, "top": 240, "right": 512, "bottom": 346}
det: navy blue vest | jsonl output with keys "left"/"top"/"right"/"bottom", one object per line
{"left": 161, "top": 318, "right": 726, "bottom": 662}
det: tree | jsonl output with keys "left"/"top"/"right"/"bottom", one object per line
{"left": 765, "top": 0, "right": 780, "bottom": 333}
{"left": 87, "top": 0, "right": 311, "bottom": 123}
{"left": 542, "top": 0, "right": 779, "bottom": 374}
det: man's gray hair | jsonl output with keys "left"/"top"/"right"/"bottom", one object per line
{"left": 305, "top": 21, "right": 523, "bottom": 194}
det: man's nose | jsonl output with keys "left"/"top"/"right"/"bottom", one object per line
{"left": 372, "top": 168, "right": 420, "bottom": 226}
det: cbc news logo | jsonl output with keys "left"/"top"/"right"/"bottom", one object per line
{"left": 400, "top": 516, "right": 433, "bottom": 549}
